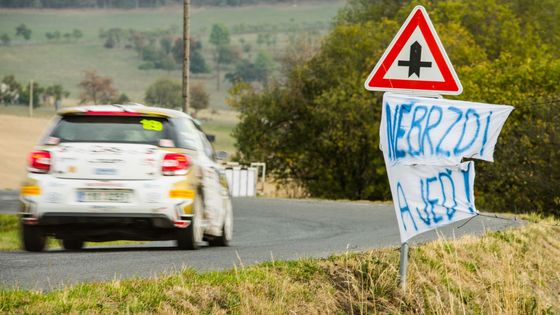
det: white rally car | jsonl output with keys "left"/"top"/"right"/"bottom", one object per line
{"left": 19, "top": 104, "right": 233, "bottom": 252}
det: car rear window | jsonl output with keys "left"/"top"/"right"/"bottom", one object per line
{"left": 49, "top": 115, "right": 174, "bottom": 145}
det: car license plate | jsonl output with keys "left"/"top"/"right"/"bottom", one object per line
{"left": 77, "top": 190, "right": 131, "bottom": 203}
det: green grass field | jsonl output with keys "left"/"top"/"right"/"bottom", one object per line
{"left": 0, "top": 3, "right": 343, "bottom": 108}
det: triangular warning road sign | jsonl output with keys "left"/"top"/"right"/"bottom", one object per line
{"left": 364, "top": 6, "right": 462, "bottom": 95}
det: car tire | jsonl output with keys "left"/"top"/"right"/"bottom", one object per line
{"left": 209, "top": 198, "right": 233, "bottom": 247}
{"left": 62, "top": 238, "right": 84, "bottom": 251}
{"left": 177, "top": 197, "right": 203, "bottom": 250}
{"left": 21, "top": 224, "right": 46, "bottom": 252}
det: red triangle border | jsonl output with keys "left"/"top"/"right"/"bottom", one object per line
{"left": 365, "top": 6, "right": 462, "bottom": 95}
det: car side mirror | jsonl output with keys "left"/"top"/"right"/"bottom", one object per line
{"left": 206, "top": 134, "right": 215, "bottom": 143}
{"left": 215, "top": 151, "right": 228, "bottom": 161}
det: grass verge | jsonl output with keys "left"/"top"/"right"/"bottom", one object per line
{"left": 0, "top": 214, "right": 146, "bottom": 251}
{"left": 2, "top": 216, "right": 559, "bottom": 313}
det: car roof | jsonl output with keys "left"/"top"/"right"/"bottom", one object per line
{"left": 58, "top": 104, "right": 191, "bottom": 119}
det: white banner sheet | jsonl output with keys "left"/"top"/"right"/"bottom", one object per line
{"left": 386, "top": 160, "right": 477, "bottom": 242}
{"left": 380, "top": 93, "right": 513, "bottom": 166}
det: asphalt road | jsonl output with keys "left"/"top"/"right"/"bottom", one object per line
{"left": 0, "top": 190, "right": 18, "bottom": 214}
{"left": 0, "top": 193, "right": 522, "bottom": 290}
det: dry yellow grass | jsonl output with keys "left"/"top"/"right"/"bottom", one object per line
{"left": 2, "top": 218, "right": 559, "bottom": 314}
{"left": 0, "top": 114, "right": 52, "bottom": 189}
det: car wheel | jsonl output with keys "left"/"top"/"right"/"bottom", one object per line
{"left": 209, "top": 197, "right": 233, "bottom": 247}
{"left": 177, "top": 197, "right": 203, "bottom": 250}
{"left": 62, "top": 238, "right": 84, "bottom": 251}
{"left": 21, "top": 224, "right": 46, "bottom": 252}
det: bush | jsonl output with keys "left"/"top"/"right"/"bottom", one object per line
{"left": 144, "top": 78, "right": 182, "bottom": 109}
{"left": 138, "top": 62, "right": 155, "bottom": 70}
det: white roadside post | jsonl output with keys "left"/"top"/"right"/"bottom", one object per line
{"left": 363, "top": 5, "right": 512, "bottom": 292}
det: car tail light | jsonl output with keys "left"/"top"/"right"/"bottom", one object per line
{"left": 162, "top": 153, "right": 190, "bottom": 176}
{"left": 28, "top": 150, "right": 51, "bottom": 173}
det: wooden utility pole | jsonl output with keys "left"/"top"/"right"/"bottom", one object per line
{"left": 182, "top": 0, "right": 191, "bottom": 114}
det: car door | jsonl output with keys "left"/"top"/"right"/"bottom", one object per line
{"left": 197, "top": 131, "right": 225, "bottom": 233}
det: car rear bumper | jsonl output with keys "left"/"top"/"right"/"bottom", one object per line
{"left": 39, "top": 212, "right": 174, "bottom": 227}
{"left": 23, "top": 212, "right": 191, "bottom": 242}
{"left": 19, "top": 174, "right": 198, "bottom": 241}
{"left": 20, "top": 174, "right": 197, "bottom": 219}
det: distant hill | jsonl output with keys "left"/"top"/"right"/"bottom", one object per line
{"left": 0, "top": 0, "right": 339, "bottom": 9}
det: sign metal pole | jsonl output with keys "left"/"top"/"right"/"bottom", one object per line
{"left": 399, "top": 242, "right": 409, "bottom": 292}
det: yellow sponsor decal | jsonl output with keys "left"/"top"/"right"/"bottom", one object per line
{"left": 169, "top": 189, "right": 195, "bottom": 199}
{"left": 140, "top": 119, "right": 163, "bottom": 131}
{"left": 21, "top": 186, "right": 41, "bottom": 196}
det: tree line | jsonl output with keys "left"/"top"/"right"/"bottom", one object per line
{"left": 1, "top": 23, "right": 84, "bottom": 46}
{"left": 229, "top": 0, "right": 560, "bottom": 216}
{"left": 98, "top": 24, "right": 273, "bottom": 87}
{"left": 0, "top": 0, "right": 336, "bottom": 8}
{"left": 1, "top": 72, "right": 210, "bottom": 115}
{"left": 0, "top": 75, "right": 70, "bottom": 108}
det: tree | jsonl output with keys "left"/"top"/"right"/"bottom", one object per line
{"left": 225, "top": 51, "right": 272, "bottom": 85}
{"left": 144, "top": 78, "right": 182, "bottom": 109}
{"left": 190, "top": 83, "right": 209, "bottom": 116}
{"left": 45, "top": 84, "right": 70, "bottom": 104}
{"left": 254, "top": 50, "right": 273, "bottom": 85}
{"left": 0, "top": 33, "right": 10, "bottom": 45}
{"left": 104, "top": 34, "right": 116, "bottom": 48}
{"left": 209, "top": 23, "right": 231, "bottom": 91}
{"left": 114, "top": 93, "right": 130, "bottom": 104}
{"left": 72, "top": 29, "right": 83, "bottom": 40}
{"left": 130, "top": 31, "right": 147, "bottom": 53}
{"left": 101, "top": 28, "right": 125, "bottom": 49}
{"left": 209, "top": 23, "right": 230, "bottom": 47}
{"left": 172, "top": 38, "right": 209, "bottom": 73}
{"left": 78, "top": 70, "right": 118, "bottom": 104}
{"left": 0, "top": 75, "right": 21, "bottom": 105}
{"left": 145, "top": 78, "right": 210, "bottom": 114}
{"left": 160, "top": 36, "right": 173, "bottom": 55}
{"left": 15, "top": 24, "right": 31, "bottom": 41}
{"left": 159, "top": 54, "right": 177, "bottom": 72}
{"left": 20, "top": 81, "right": 44, "bottom": 108}
{"left": 190, "top": 49, "right": 210, "bottom": 73}
{"left": 230, "top": 0, "right": 560, "bottom": 215}
{"left": 226, "top": 60, "right": 258, "bottom": 84}
{"left": 213, "top": 44, "right": 238, "bottom": 91}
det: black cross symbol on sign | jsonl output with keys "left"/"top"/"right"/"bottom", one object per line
{"left": 398, "top": 41, "right": 432, "bottom": 78}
